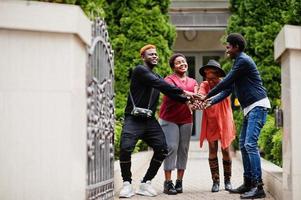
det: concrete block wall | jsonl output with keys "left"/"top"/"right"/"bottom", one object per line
{"left": 0, "top": 1, "right": 91, "bottom": 199}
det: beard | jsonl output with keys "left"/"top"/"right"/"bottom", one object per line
{"left": 146, "top": 60, "right": 158, "bottom": 68}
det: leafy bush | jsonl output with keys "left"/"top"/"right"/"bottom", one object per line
{"left": 231, "top": 109, "right": 243, "bottom": 150}
{"left": 258, "top": 115, "right": 277, "bottom": 160}
{"left": 105, "top": 0, "right": 176, "bottom": 159}
{"left": 231, "top": 111, "right": 282, "bottom": 167}
{"left": 114, "top": 121, "right": 123, "bottom": 160}
{"left": 35, "top": 0, "right": 105, "bottom": 19}
{"left": 258, "top": 115, "right": 282, "bottom": 166}
{"left": 271, "top": 130, "right": 282, "bottom": 166}
{"left": 104, "top": 0, "right": 176, "bottom": 121}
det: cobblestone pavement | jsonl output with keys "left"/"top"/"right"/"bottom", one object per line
{"left": 114, "top": 141, "right": 275, "bottom": 200}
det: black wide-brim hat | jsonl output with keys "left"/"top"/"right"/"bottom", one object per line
{"left": 199, "top": 59, "right": 226, "bottom": 77}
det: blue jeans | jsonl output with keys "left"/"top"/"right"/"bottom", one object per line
{"left": 239, "top": 106, "right": 268, "bottom": 182}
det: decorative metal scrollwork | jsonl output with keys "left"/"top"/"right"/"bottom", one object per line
{"left": 87, "top": 78, "right": 114, "bottom": 160}
{"left": 86, "top": 18, "right": 115, "bottom": 200}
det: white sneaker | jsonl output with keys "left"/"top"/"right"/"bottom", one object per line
{"left": 119, "top": 181, "right": 135, "bottom": 198}
{"left": 136, "top": 180, "right": 158, "bottom": 197}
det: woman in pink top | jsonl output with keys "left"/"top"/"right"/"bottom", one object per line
{"left": 159, "top": 53, "right": 198, "bottom": 195}
{"left": 198, "top": 59, "right": 236, "bottom": 193}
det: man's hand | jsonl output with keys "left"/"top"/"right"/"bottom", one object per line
{"left": 183, "top": 91, "right": 211, "bottom": 112}
{"left": 190, "top": 98, "right": 212, "bottom": 110}
{"left": 183, "top": 90, "right": 205, "bottom": 101}
{"left": 192, "top": 93, "right": 205, "bottom": 100}
{"left": 201, "top": 99, "right": 212, "bottom": 109}
{"left": 183, "top": 90, "right": 194, "bottom": 100}
{"left": 185, "top": 99, "right": 200, "bottom": 110}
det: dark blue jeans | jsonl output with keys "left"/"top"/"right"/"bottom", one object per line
{"left": 239, "top": 106, "right": 268, "bottom": 183}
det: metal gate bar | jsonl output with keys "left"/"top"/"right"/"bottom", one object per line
{"left": 86, "top": 18, "right": 114, "bottom": 200}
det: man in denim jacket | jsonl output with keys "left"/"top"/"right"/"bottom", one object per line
{"left": 202, "top": 33, "right": 270, "bottom": 199}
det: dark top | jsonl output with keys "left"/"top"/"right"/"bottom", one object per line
{"left": 207, "top": 52, "right": 268, "bottom": 109}
{"left": 124, "top": 65, "right": 188, "bottom": 116}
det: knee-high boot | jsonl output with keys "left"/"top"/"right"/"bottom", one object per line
{"left": 223, "top": 159, "right": 232, "bottom": 191}
{"left": 209, "top": 158, "right": 219, "bottom": 192}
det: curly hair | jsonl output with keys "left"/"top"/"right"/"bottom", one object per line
{"left": 226, "top": 33, "right": 247, "bottom": 51}
{"left": 169, "top": 53, "right": 186, "bottom": 68}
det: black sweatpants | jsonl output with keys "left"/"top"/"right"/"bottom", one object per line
{"left": 119, "top": 115, "right": 168, "bottom": 183}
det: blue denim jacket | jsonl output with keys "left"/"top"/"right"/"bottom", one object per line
{"left": 208, "top": 52, "right": 268, "bottom": 109}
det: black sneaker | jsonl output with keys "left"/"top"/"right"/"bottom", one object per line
{"left": 175, "top": 179, "right": 183, "bottom": 193}
{"left": 163, "top": 180, "right": 177, "bottom": 195}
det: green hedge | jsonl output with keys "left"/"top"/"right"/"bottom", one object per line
{"left": 104, "top": 0, "right": 176, "bottom": 159}
{"left": 104, "top": 0, "right": 176, "bottom": 121}
{"left": 231, "top": 109, "right": 244, "bottom": 151}
{"left": 232, "top": 112, "right": 282, "bottom": 167}
{"left": 35, "top": 0, "right": 105, "bottom": 19}
{"left": 258, "top": 115, "right": 282, "bottom": 166}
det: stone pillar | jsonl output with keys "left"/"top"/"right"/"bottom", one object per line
{"left": 0, "top": 1, "right": 91, "bottom": 200}
{"left": 274, "top": 25, "right": 301, "bottom": 200}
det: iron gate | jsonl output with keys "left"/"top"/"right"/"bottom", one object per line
{"left": 86, "top": 19, "right": 115, "bottom": 200}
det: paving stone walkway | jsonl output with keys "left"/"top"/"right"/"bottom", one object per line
{"left": 114, "top": 141, "right": 275, "bottom": 200}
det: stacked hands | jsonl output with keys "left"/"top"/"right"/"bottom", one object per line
{"left": 183, "top": 91, "right": 212, "bottom": 114}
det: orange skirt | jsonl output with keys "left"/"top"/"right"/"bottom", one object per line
{"left": 199, "top": 82, "right": 236, "bottom": 149}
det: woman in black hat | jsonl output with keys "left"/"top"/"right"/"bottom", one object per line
{"left": 197, "top": 59, "right": 236, "bottom": 193}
